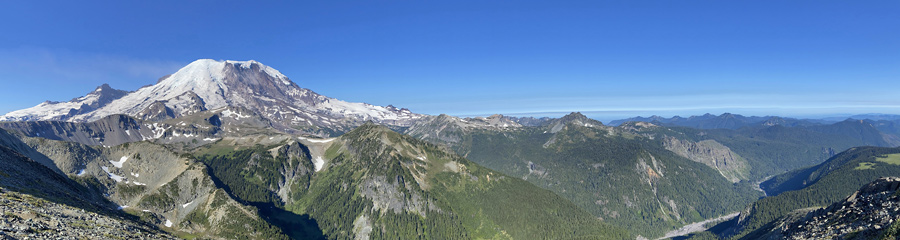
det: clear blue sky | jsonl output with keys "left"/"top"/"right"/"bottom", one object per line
{"left": 1, "top": 1, "right": 898, "bottom": 122}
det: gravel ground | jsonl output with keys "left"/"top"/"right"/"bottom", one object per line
{"left": 0, "top": 187, "right": 174, "bottom": 240}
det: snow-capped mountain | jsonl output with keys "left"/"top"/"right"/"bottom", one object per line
{"left": 2, "top": 84, "right": 129, "bottom": 122}
{"left": 1, "top": 59, "right": 424, "bottom": 135}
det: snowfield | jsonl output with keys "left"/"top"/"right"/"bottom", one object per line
{"left": 299, "top": 136, "right": 335, "bottom": 143}
{"left": 101, "top": 166, "right": 125, "bottom": 182}
{"left": 314, "top": 156, "right": 325, "bottom": 172}
{"left": 110, "top": 156, "right": 128, "bottom": 168}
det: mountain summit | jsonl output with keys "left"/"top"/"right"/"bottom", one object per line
{"left": 1, "top": 83, "right": 130, "bottom": 122}
{"left": 1, "top": 59, "right": 423, "bottom": 135}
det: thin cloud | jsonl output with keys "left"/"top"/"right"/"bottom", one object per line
{"left": 0, "top": 47, "right": 186, "bottom": 114}
{"left": 0, "top": 47, "right": 184, "bottom": 89}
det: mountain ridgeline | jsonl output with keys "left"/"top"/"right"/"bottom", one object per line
{"left": 619, "top": 115, "right": 900, "bottom": 181}
{"left": 608, "top": 113, "right": 829, "bottom": 129}
{"left": 4, "top": 59, "right": 900, "bottom": 239}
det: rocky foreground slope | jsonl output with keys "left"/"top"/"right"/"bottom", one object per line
{"left": 756, "top": 177, "right": 900, "bottom": 239}
{"left": 0, "top": 134, "right": 174, "bottom": 239}
{"left": 0, "top": 187, "right": 174, "bottom": 239}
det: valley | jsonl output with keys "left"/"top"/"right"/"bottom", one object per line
{"left": 657, "top": 212, "right": 739, "bottom": 240}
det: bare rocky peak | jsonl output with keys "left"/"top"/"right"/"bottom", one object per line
{"left": 73, "top": 83, "right": 130, "bottom": 108}
{"left": 548, "top": 112, "right": 604, "bottom": 133}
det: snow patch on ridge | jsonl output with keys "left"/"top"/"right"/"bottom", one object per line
{"left": 299, "top": 136, "right": 335, "bottom": 143}
{"left": 313, "top": 157, "right": 325, "bottom": 172}
{"left": 110, "top": 156, "right": 128, "bottom": 168}
{"left": 222, "top": 109, "right": 249, "bottom": 119}
{"left": 101, "top": 166, "right": 125, "bottom": 182}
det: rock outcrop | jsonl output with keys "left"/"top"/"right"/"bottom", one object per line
{"left": 760, "top": 177, "right": 900, "bottom": 239}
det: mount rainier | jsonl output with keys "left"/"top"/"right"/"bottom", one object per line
{"left": 1, "top": 59, "right": 424, "bottom": 136}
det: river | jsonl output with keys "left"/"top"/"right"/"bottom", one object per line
{"left": 655, "top": 212, "right": 740, "bottom": 240}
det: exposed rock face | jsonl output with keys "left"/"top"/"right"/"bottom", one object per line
{"left": 0, "top": 115, "right": 150, "bottom": 147}
{"left": 0, "top": 114, "right": 219, "bottom": 147}
{"left": 272, "top": 141, "right": 316, "bottom": 204}
{"left": 359, "top": 175, "right": 434, "bottom": 216}
{"left": 662, "top": 137, "right": 749, "bottom": 182}
{"left": 0, "top": 105, "right": 284, "bottom": 149}
{"left": 761, "top": 177, "right": 900, "bottom": 239}
{"left": 135, "top": 92, "right": 210, "bottom": 122}
{"left": 138, "top": 101, "right": 177, "bottom": 122}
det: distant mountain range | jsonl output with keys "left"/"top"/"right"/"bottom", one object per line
{"left": 609, "top": 113, "right": 822, "bottom": 129}
{"left": 609, "top": 112, "right": 900, "bottom": 130}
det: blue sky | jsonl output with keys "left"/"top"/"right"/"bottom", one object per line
{"left": 1, "top": 1, "right": 898, "bottom": 122}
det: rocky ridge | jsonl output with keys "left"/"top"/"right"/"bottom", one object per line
{"left": 403, "top": 114, "right": 522, "bottom": 146}
{"left": 761, "top": 177, "right": 900, "bottom": 239}
{"left": 0, "top": 127, "right": 292, "bottom": 239}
